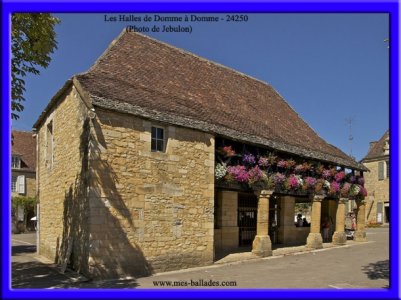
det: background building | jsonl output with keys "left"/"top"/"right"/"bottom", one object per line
{"left": 361, "top": 130, "right": 390, "bottom": 225}
{"left": 11, "top": 130, "right": 37, "bottom": 232}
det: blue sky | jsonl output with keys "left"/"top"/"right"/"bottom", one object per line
{"left": 12, "top": 13, "right": 389, "bottom": 161}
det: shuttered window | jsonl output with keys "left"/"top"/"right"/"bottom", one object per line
{"left": 386, "top": 161, "right": 390, "bottom": 178}
{"left": 17, "top": 175, "right": 25, "bottom": 194}
{"left": 378, "top": 161, "right": 384, "bottom": 180}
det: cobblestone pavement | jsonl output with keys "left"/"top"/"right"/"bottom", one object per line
{"left": 10, "top": 227, "right": 389, "bottom": 289}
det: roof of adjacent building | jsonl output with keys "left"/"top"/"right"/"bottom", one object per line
{"left": 11, "top": 130, "right": 36, "bottom": 171}
{"left": 34, "top": 31, "right": 366, "bottom": 171}
{"left": 361, "top": 130, "right": 389, "bottom": 162}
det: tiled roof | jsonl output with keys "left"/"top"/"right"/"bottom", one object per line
{"left": 38, "top": 31, "right": 366, "bottom": 170}
{"left": 11, "top": 130, "right": 36, "bottom": 171}
{"left": 361, "top": 130, "right": 389, "bottom": 161}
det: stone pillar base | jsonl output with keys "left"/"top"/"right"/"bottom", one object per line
{"left": 354, "top": 230, "right": 367, "bottom": 242}
{"left": 306, "top": 233, "right": 323, "bottom": 249}
{"left": 252, "top": 235, "right": 272, "bottom": 257}
{"left": 332, "top": 231, "right": 347, "bottom": 245}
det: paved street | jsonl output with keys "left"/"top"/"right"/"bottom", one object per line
{"left": 11, "top": 227, "right": 389, "bottom": 289}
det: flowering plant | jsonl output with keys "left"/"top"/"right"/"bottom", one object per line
{"left": 302, "top": 162, "right": 311, "bottom": 171}
{"left": 360, "top": 186, "right": 368, "bottom": 197}
{"left": 274, "top": 172, "right": 286, "bottom": 185}
{"left": 288, "top": 175, "right": 299, "bottom": 189}
{"left": 294, "top": 164, "right": 305, "bottom": 173}
{"left": 315, "top": 164, "right": 324, "bottom": 175}
{"left": 277, "top": 160, "right": 288, "bottom": 168}
{"left": 227, "top": 165, "right": 249, "bottom": 183}
{"left": 349, "top": 184, "right": 361, "bottom": 197}
{"left": 314, "top": 179, "right": 326, "bottom": 195}
{"left": 340, "top": 182, "right": 350, "bottom": 197}
{"left": 287, "top": 175, "right": 303, "bottom": 189}
{"left": 242, "top": 153, "right": 256, "bottom": 165}
{"left": 304, "top": 177, "right": 317, "bottom": 190}
{"left": 258, "top": 156, "right": 270, "bottom": 168}
{"left": 248, "top": 166, "right": 264, "bottom": 185}
{"left": 215, "top": 145, "right": 368, "bottom": 198}
{"left": 322, "top": 169, "right": 331, "bottom": 179}
{"left": 329, "top": 168, "right": 337, "bottom": 177}
{"left": 287, "top": 159, "right": 296, "bottom": 168}
{"left": 329, "top": 181, "right": 340, "bottom": 195}
{"left": 335, "top": 171, "right": 346, "bottom": 182}
{"left": 220, "top": 146, "right": 236, "bottom": 157}
{"left": 267, "top": 154, "right": 277, "bottom": 165}
{"left": 215, "top": 163, "right": 227, "bottom": 180}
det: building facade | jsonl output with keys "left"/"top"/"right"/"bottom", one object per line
{"left": 361, "top": 130, "right": 390, "bottom": 225}
{"left": 34, "top": 31, "right": 368, "bottom": 279}
{"left": 11, "top": 130, "right": 36, "bottom": 232}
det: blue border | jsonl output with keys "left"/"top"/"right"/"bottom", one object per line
{"left": 2, "top": 1, "right": 399, "bottom": 299}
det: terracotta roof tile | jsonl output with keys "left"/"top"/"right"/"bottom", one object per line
{"left": 361, "top": 130, "right": 389, "bottom": 161}
{"left": 11, "top": 130, "right": 36, "bottom": 171}
{"left": 72, "top": 32, "right": 364, "bottom": 170}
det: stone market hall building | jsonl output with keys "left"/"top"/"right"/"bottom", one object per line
{"left": 33, "top": 31, "right": 368, "bottom": 279}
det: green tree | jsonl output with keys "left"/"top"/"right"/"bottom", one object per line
{"left": 11, "top": 13, "right": 60, "bottom": 120}
{"left": 12, "top": 196, "right": 37, "bottom": 232}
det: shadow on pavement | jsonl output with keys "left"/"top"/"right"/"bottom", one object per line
{"left": 12, "top": 245, "right": 36, "bottom": 256}
{"left": 12, "top": 261, "right": 72, "bottom": 288}
{"left": 12, "top": 259, "right": 139, "bottom": 289}
{"left": 12, "top": 244, "right": 139, "bottom": 289}
{"left": 362, "top": 259, "right": 389, "bottom": 280}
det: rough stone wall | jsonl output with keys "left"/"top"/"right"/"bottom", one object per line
{"left": 363, "top": 160, "right": 389, "bottom": 223}
{"left": 37, "top": 85, "right": 90, "bottom": 275}
{"left": 88, "top": 108, "right": 215, "bottom": 278}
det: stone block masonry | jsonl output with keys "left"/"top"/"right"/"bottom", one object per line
{"left": 87, "top": 109, "right": 215, "bottom": 278}
{"left": 37, "top": 87, "right": 215, "bottom": 279}
{"left": 37, "top": 86, "right": 90, "bottom": 275}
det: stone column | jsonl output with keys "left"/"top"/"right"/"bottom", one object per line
{"left": 354, "top": 199, "right": 367, "bottom": 242}
{"left": 252, "top": 190, "right": 273, "bottom": 257}
{"left": 278, "top": 196, "right": 296, "bottom": 245}
{"left": 306, "top": 194, "right": 324, "bottom": 249}
{"left": 332, "top": 198, "right": 347, "bottom": 245}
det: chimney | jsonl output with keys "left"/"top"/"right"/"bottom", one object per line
{"left": 369, "top": 141, "right": 377, "bottom": 150}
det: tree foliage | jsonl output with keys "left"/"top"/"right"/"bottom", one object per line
{"left": 11, "top": 13, "right": 60, "bottom": 119}
{"left": 11, "top": 195, "right": 37, "bottom": 213}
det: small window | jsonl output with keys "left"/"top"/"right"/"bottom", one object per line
{"left": 11, "top": 176, "right": 17, "bottom": 192}
{"left": 151, "top": 126, "right": 165, "bottom": 152}
{"left": 11, "top": 156, "right": 21, "bottom": 169}
{"left": 386, "top": 161, "right": 390, "bottom": 178}
{"left": 378, "top": 161, "right": 384, "bottom": 181}
{"left": 46, "top": 121, "right": 54, "bottom": 167}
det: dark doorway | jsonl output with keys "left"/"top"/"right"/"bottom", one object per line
{"left": 385, "top": 206, "right": 390, "bottom": 223}
{"left": 238, "top": 193, "right": 257, "bottom": 246}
